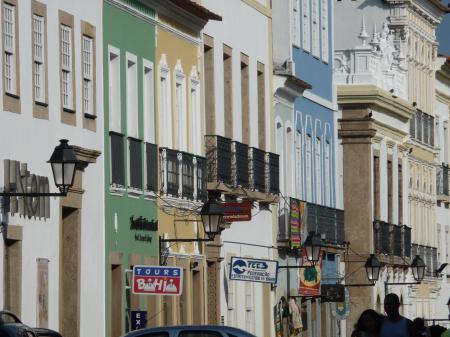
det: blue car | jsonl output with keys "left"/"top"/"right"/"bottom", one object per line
{"left": 123, "top": 325, "right": 257, "bottom": 337}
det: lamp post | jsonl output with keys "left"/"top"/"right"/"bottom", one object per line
{"left": 159, "top": 197, "right": 224, "bottom": 265}
{"left": 0, "top": 139, "right": 78, "bottom": 197}
{"left": 345, "top": 254, "right": 382, "bottom": 287}
{"left": 303, "top": 231, "right": 322, "bottom": 265}
{"left": 411, "top": 255, "right": 426, "bottom": 282}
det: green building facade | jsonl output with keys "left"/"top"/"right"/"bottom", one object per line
{"left": 103, "top": 1, "right": 157, "bottom": 336}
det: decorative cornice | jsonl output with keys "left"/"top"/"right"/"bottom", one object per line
{"left": 436, "top": 90, "right": 450, "bottom": 104}
{"left": 337, "top": 85, "right": 415, "bottom": 122}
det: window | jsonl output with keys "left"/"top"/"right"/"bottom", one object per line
{"left": 257, "top": 62, "right": 266, "bottom": 150}
{"left": 306, "top": 134, "right": 312, "bottom": 201}
{"left": 3, "top": 3, "right": 16, "bottom": 94}
{"left": 292, "top": 0, "right": 300, "bottom": 47}
{"left": 110, "top": 132, "right": 125, "bottom": 186}
{"left": 302, "top": 0, "right": 311, "bottom": 52}
{"left": 82, "top": 36, "right": 93, "bottom": 115}
{"left": 444, "top": 121, "right": 449, "bottom": 163}
{"left": 295, "top": 129, "right": 303, "bottom": 199}
{"left": 286, "top": 127, "right": 294, "bottom": 196}
{"left": 60, "top": 24, "right": 73, "bottom": 109}
{"left": 190, "top": 74, "right": 201, "bottom": 155}
{"left": 373, "top": 155, "right": 380, "bottom": 220}
{"left": 316, "top": 138, "right": 322, "bottom": 204}
{"left": 33, "top": 14, "right": 45, "bottom": 102}
{"left": 109, "top": 48, "right": 121, "bottom": 132}
{"left": 159, "top": 56, "right": 172, "bottom": 148}
{"left": 398, "top": 162, "right": 403, "bottom": 224}
{"left": 241, "top": 54, "right": 250, "bottom": 145}
{"left": 175, "top": 66, "right": 187, "bottom": 151}
{"left": 204, "top": 34, "right": 215, "bottom": 135}
{"left": 223, "top": 45, "right": 233, "bottom": 139}
{"left": 276, "top": 122, "right": 285, "bottom": 194}
{"left": 325, "top": 140, "right": 331, "bottom": 206}
{"left": 320, "top": 0, "right": 329, "bottom": 62}
{"left": 127, "top": 55, "right": 138, "bottom": 138}
{"left": 388, "top": 160, "right": 393, "bottom": 223}
{"left": 311, "top": 0, "right": 320, "bottom": 57}
{"left": 143, "top": 61, "right": 155, "bottom": 144}
{"left": 129, "top": 138, "right": 142, "bottom": 189}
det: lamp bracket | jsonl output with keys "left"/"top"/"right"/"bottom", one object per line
{"left": 0, "top": 192, "right": 67, "bottom": 197}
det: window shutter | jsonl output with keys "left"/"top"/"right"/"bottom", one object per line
{"left": 110, "top": 133, "right": 125, "bottom": 186}
{"left": 129, "top": 138, "right": 142, "bottom": 189}
{"left": 146, "top": 142, "right": 158, "bottom": 192}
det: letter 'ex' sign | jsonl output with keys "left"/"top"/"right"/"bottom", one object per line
{"left": 132, "top": 265, "right": 183, "bottom": 296}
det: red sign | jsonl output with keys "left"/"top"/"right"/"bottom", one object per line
{"left": 132, "top": 266, "right": 183, "bottom": 296}
{"left": 221, "top": 201, "right": 252, "bottom": 222}
{"left": 299, "top": 250, "right": 323, "bottom": 297}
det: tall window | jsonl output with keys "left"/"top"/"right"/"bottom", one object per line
{"left": 315, "top": 138, "right": 322, "bottom": 204}
{"left": 306, "top": 134, "right": 312, "bottom": 201}
{"left": 127, "top": 56, "right": 138, "bottom": 138}
{"left": 143, "top": 62, "right": 155, "bottom": 144}
{"left": 373, "top": 155, "right": 380, "bottom": 220}
{"left": 257, "top": 62, "right": 266, "bottom": 150}
{"left": 82, "top": 36, "right": 93, "bottom": 115}
{"left": 159, "top": 58, "right": 172, "bottom": 148}
{"left": 398, "top": 162, "right": 403, "bottom": 224}
{"left": 311, "top": 0, "right": 320, "bottom": 57}
{"left": 286, "top": 127, "right": 294, "bottom": 196}
{"left": 3, "top": 3, "right": 16, "bottom": 94}
{"left": 292, "top": 0, "right": 300, "bottom": 46}
{"left": 175, "top": 70, "right": 186, "bottom": 152}
{"left": 295, "top": 130, "right": 303, "bottom": 199}
{"left": 325, "top": 140, "right": 331, "bottom": 206}
{"left": 320, "top": 0, "right": 329, "bottom": 62}
{"left": 301, "top": 0, "right": 311, "bottom": 52}
{"left": 190, "top": 75, "right": 200, "bottom": 154}
{"left": 444, "top": 121, "right": 449, "bottom": 163}
{"left": 204, "top": 35, "right": 215, "bottom": 135}
{"left": 108, "top": 48, "right": 121, "bottom": 132}
{"left": 60, "top": 25, "right": 72, "bottom": 109}
{"left": 241, "top": 54, "right": 250, "bottom": 145}
{"left": 223, "top": 45, "right": 233, "bottom": 139}
{"left": 33, "top": 14, "right": 45, "bottom": 102}
{"left": 387, "top": 160, "right": 393, "bottom": 223}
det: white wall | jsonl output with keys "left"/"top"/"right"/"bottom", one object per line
{"left": 0, "top": 0, "right": 104, "bottom": 335}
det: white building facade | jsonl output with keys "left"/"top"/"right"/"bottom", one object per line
{"left": 0, "top": 1, "right": 104, "bottom": 337}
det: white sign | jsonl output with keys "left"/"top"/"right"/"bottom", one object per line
{"left": 229, "top": 257, "right": 278, "bottom": 284}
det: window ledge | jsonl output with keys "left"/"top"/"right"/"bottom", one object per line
{"left": 63, "top": 107, "right": 76, "bottom": 114}
{"left": 5, "top": 92, "right": 20, "bottom": 99}
{"left": 84, "top": 113, "right": 97, "bottom": 120}
{"left": 128, "top": 187, "right": 143, "bottom": 198}
{"left": 35, "top": 100, "right": 48, "bottom": 107}
{"left": 110, "top": 184, "right": 125, "bottom": 196}
{"left": 144, "top": 190, "right": 157, "bottom": 200}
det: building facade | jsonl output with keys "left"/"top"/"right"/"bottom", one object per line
{"left": 200, "top": 0, "right": 279, "bottom": 335}
{"left": 272, "top": 0, "right": 344, "bottom": 336}
{"left": 0, "top": 0, "right": 104, "bottom": 337}
{"left": 103, "top": 1, "right": 157, "bottom": 336}
{"left": 435, "top": 55, "right": 450, "bottom": 325}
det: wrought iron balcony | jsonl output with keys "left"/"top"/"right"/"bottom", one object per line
{"left": 205, "top": 135, "right": 279, "bottom": 197}
{"left": 277, "top": 198, "right": 345, "bottom": 248}
{"left": 159, "top": 148, "right": 207, "bottom": 202}
{"left": 373, "top": 221, "right": 411, "bottom": 258}
{"left": 437, "top": 164, "right": 449, "bottom": 197}
{"left": 411, "top": 244, "right": 438, "bottom": 277}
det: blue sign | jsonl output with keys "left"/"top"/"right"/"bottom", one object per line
{"left": 229, "top": 257, "right": 278, "bottom": 284}
{"left": 131, "top": 310, "right": 147, "bottom": 331}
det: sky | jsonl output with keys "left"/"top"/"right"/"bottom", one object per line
{"left": 437, "top": 0, "right": 450, "bottom": 55}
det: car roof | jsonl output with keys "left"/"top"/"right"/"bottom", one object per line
{"left": 124, "top": 325, "right": 257, "bottom": 337}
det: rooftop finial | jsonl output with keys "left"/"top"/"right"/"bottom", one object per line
{"left": 359, "top": 16, "right": 369, "bottom": 46}
{"left": 370, "top": 23, "right": 380, "bottom": 47}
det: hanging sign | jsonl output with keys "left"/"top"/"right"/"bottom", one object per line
{"left": 229, "top": 257, "right": 278, "bottom": 284}
{"left": 132, "top": 265, "right": 183, "bottom": 296}
{"left": 290, "top": 199, "right": 306, "bottom": 249}
{"left": 331, "top": 287, "right": 350, "bottom": 320}
{"left": 299, "top": 250, "right": 323, "bottom": 297}
{"left": 221, "top": 201, "right": 252, "bottom": 222}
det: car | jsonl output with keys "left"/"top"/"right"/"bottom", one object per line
{"left": 0, "top": 311, "right": 62, "bottom": 337}
{"left": 123, "top": 325, "right": 257, "bottom": 337}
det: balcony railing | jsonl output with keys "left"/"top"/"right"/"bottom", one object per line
{"left": 437, "top": 164, "right": 449, "bottom": 197}
{"left": 160, "top": 148, "right": 207, "bottom": 202}
{"left": 277, "top": 198, "right": 344, "bottom": 247}
{"left": 373, "top": 221, "right": 411, "bottom": 258}
{"left": 205, "top": 135, "right": 279, "bottom": 196}
{"left": 412, "top": 244, "right": 438, "bottom": 277}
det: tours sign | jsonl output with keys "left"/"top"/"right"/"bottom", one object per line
{"left": 229, "top": 257, "right": 278, "bottom": 284}
{"left": 132, "top": 265, "right": 183, "bottom": 296}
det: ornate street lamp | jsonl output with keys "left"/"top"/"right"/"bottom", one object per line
{"left": 200, "top": 198, "right": 224, "bottom": 240}
{"left": 304, "top": 231, "right": 322, "bottom": 264}
{"left": 0, "top": 139, "right": 78, "bottom": 197}
{"left": 411, "top": 255, "right": 426, "bottom": 282}
{"left": 365, "top": 254, "right": 381, "bottom": 284}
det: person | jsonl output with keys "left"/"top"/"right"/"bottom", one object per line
{"left": 380, "top": 293, "right": 420, "bottom": 337}
{"left": 351, "top": 309, "right": 383, "bottom": 337}
{"left": 279, "top": 296, "right": 289, "bottom": 337}
{"left": 413, "top": 317, "right": 430, "bottom": 337}
{"left": 288, "top": 297, "right": 303, "bottom": 337}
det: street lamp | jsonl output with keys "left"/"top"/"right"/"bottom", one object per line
{"left": 0, "top": 139, "right": 78, "bottom": 197}
{"left": 200, "top": 198, "right": 224, "bottom": 240}
{"left": 303, "top": 231, "right": 322, "bottom": 264}
{"left": 411, "top": 255, "right": 426, "bottom": 282}
{"left": 365, "top": 254, "right": 381, "bottom": 284}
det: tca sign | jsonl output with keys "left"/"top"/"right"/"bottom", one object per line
{"left": 132, "top": 265, "right": 183, "bottom": 296}
{"left": 229, "top": 257, "right": 278, "bottom": 284}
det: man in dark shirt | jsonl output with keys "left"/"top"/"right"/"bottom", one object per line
{"left": 380, "top": 293, "right": 420, "bottom": 337}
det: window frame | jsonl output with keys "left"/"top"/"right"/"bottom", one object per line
{"left": 301, "top": 0, "right": 311, "bottom": 52}
{"left": 108, "top": 45, "right": 121, "bottom": 133}
{"left": 3, "top": 2, "right": 16, "bottom": 95}
{"left": 33, "top": 13, "right": 45, "bottom": 103}
{"left": 82, "top": 35, "right": 94, "bottom": 115}
{"left": 60, "top": 24, "right": 73, "bottom": 110}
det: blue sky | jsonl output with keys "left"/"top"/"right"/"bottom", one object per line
{"left": 437, "top": 0, "right": 450, "bottom": 55}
